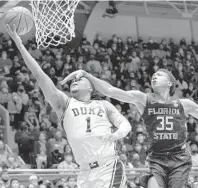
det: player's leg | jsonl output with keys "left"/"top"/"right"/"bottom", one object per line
{"left": 77, "top": 170, "right": 90, "bottom": 188}
{"left": 108, "top": 159, "right": 126, "bottom": 188}
{"left": 139, "top": 155, "right": 167, "bottom": 188}
{"left": 140, "top": 171, "right": 165, "bottom": 188}
{"left": 148, "top": 176, "right": 162, "bottom": 188}
{"left": 89, "top": 159, "right": 126, "bottom": 188}
{"left": 168, "top": 150, "right": 192, "bottom": 188}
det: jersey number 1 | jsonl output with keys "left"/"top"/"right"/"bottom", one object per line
{"left": 86, "top": 117, "right": 91, "bottom": 132}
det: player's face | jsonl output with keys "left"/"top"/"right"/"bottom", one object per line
{"left": 151, "top": 71, "right": 171, "bottom": 91}
{"left": 70, "top": 77, "right": 93, "bottom": 95}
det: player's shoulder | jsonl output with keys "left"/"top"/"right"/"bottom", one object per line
{"left": 100, "top": 100, "right": 117, "bottom": 113}
{"left": 56, "top": 89, "right": 70, "bottom": 104}
{"left": 179, "top": 98, "right": 198, "bottom": 116}
{"left": 100, "top": 100, "right": 113, "bottom": 108}
{"left": 127, "top": 90, "right": 147, "bottom": 101}
{"left": 179, "top": 98, "right": 197, "bottom": 107}
{"left": 126, "top": 89, "right": 146, "bottom": 95}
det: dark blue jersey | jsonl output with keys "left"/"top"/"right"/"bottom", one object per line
{"left": 142, "top": 94, "right": 187, "bottom": 152}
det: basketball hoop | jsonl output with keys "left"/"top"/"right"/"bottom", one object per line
{"left": 30, "top": 0, "right": 80, "bottom": 48}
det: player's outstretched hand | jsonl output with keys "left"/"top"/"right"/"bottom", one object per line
{"left": 60, "top": 70, "right": 86, "bottom": 85}
{"left": 5, "top": 24, "right": 22, "bottom": 45}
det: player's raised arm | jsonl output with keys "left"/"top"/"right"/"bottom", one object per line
{"left": 61, "top": 70, "right": 147, "bottom": 108}
{"left": 180, "top": 98, "right": 198, "bottom": 119}
{"left": 6, "top": 24, "right": 68, "bottom": 118}
{"left": 103, "top": 100, "right": 131, "bottom": 141}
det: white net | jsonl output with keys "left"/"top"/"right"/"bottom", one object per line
{"left": 30, "top": 0, "right": 80, "bottom": 48}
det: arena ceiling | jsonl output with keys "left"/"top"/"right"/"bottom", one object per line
{"left": 1, "top": 0, "right": 198, "bottom": 46}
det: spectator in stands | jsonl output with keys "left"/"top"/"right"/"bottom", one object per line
{"left": 187, "top": 116, "right": 197, "bottom": 136}
{"left": 15, "top": 123, "right": 34, "bottom": 164}
{"left": 0, "top": 87, "right": 10, "bottom": 109}
{"left": 66, "top": 177, "right": 77, "bottom": 188}
{"left": 57, "top": 153, "right": 78, "bottom": 170}
{"left": 39, "top": 185, "right": 46, "bottom": 188}
{"left": 0, "top": 141, "right": 10, "bottom": 168}
{"left": 28, "top": 175, "right": 38, "bottom": 187}
{"left": 28, "top": 44, "right": 42, "bottom": 60}
{"left": 16, "top": 85, "right": 29, "bottom": 106}
{"left": 34, "top": 132, "right": 47, "bottom": 169}
{"left": 130, "top": 153, "right": 145, "bottom": 168}
{"left": 135, "top": 133, "right": 147, "bottom": 164}
{"left": 85, "top": 54, "right": 102, "bottom": 75}
{"left": 7, "top": 92, "right": 22, "bottom": 129}
{"left": 64, "top": 144, "right": 72, "bottom": 155}
{"left": 127, "top": 181, "right": 137, "bottom": 188}
{"left": 10, "top": 179, "right": 20, "bottom": 188}
{"left": 47, "top": 144, "right": 64, "bottom": 169}
{"left": 47, "top": 130, "right": 67, "bottom": 155}
{"left": 186, "top": 176, "right": 195, "bottom": 188}
{"left": 0, "top": 51, "right": 12, "bottom": 75}
{"left": 6, "top": 156, "right": 20, "bottom": 169}
{"left": 0, "top": 169, "right": 10, "bottom": 187}
{"left": 119, "top": 153, "right": 133, "bottom": 170}
{"left": 53, "top": 178, "right": 65, "bottom": 188}
{"left": 190, "top": 143, "right": 198, "bottom": 167}
{"left": 27, "top": 90, "right": 42, "bottom": 118}
{"left": 27, "top": 184, "right": 35, "bottom": 188}
{"left": 24, "top": 107, "right": 39, "bottom": 129}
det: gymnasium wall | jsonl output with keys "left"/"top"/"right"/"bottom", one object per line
{"left": 84, "top": 5, "right": 137, "bottom": 42}
{"left": 138, "top": 17, "right": 191, "bottom": 42}
{"left": 84, "top": 2, "right": 195, "bottom": 44}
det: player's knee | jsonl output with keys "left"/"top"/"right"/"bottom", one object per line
{"left": 148, "top": 176, "right": 162, "bottom": 188}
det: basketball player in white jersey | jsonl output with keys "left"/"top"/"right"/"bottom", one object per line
{"left": 61, "top": 70, "right": 198, "bottom": 188}
{"left": 6, "top": 24, "right": 131, "bottom": 188}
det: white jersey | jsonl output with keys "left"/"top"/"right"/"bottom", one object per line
{"left": 62, "top": 98, "right": 117, "bottom": 166}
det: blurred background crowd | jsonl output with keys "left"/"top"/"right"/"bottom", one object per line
{"left": 0, "top": 32, "right": 197, "bottom": 187}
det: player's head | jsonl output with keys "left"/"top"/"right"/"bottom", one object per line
{"left": 151, "top": 69, "right": 176, "bottom": 96}
{"left": 70, "top": 77, "right": 94, "bottom": 99}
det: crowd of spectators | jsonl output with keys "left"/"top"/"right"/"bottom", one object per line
{"left": 0, "top": 169, "right": 78, "bottom": 188}
{"left": 0, "top": 31, "right": 198, "bottom": 187}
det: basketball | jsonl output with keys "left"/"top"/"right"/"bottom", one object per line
{"left": 4, "top": 6, "right": 34, "bottom": 36}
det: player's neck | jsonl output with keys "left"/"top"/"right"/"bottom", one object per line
{"left": 75, "top": 94, "right": 91, "bottom": 103}
{"left": 154, "top": 89, "right": 170, "bottom": 103}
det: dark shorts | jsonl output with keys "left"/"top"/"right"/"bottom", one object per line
{"left": 140, "top": 149, "right": 192, "bottom": 188}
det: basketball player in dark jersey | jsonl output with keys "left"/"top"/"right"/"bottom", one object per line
{"left": 62, "top": 69, "right": 198, "bottom": 188}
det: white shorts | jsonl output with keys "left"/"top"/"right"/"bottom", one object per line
{"left": 77, "top": 159, "right": 126, "bottom": 188}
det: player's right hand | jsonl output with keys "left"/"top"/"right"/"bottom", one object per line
{"left": 60, "top": 70, "right": 85, "bottom": 85}
{"left": 5, "top": 24, "right": 22, "bottom": 45}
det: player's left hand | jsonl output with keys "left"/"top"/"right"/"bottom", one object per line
{"left": 60, "top": 70, "right": 85, "bottom": 85}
